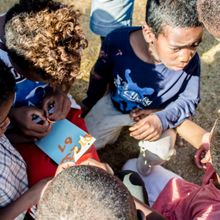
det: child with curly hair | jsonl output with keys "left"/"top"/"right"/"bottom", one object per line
{"left": 0, "top": 0, "right": 98, "bottom": 186}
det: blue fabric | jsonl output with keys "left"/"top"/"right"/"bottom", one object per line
{"left": 83, "top": 27, "right": 201, "bottom": 130}
{"left": 11, "top": 71, "right": 50, "bottom": 108}
{"left": 90, "top": 0, "right": 134, "bottom": 37}
{"left": 0, "top": 37, "right": 50, "bottom": 108}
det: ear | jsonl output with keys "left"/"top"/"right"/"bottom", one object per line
{"left": 142, "top": 23, "right": 156, "bottom": 44}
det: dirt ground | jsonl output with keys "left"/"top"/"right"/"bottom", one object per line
{"left": 1, "top": 0, "right": 220, "bottom": 184}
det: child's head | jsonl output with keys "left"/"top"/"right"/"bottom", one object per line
{"left": 37, "top": 165, "right": 137, "bottom": 220}
{"left": 0, "top": 59, "right": 16, "bottom": 136}
{"left": 143, "top": 0, "right": 203, "bottom": 71}
{"left": 4, "top": 0, "right": 88, "bottom": 90}
{"left": 197, "top": 0, "right": 220, "bottom": 39}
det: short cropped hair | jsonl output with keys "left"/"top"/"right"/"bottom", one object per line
{"left": 37, "top": 165, "right": 137, "bottom": 220}
{"left": 5, "top": 0, "right": 88, "bottom": 90}
{"left": 210, "top": 119, "right": 220, "bottom": 177}
{"left": 197, "top": 0, "right": 220, "bottom": 37}
{"left": 146, "top": 0, "right": 202, "bottom": 37}
{"left": 0, "top": 59, "right": 15, "bottom": 106}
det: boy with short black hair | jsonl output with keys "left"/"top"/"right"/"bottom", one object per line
{"left": 82, "top": 0, "right": 203, "bottom": 164}
{"left": 36, "top": 159, "right": 166, "bottom": 220}
{"left": 37, "top": 165, "right": 137, "bottom": 220}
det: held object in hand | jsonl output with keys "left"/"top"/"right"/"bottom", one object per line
{"left": 32, "top": 114, "right": 44, "bottom": 125}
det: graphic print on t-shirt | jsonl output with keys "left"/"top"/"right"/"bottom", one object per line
{"left": 113, "top": 69, "right": 154, "bottom": 111}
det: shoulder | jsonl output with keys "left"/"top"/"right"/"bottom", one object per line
{"left": 107, "top": 26, "right": 141, "bottom": 39}
{"left": 103, "top": 26, "right": 141, "bottom": 51}
{"left": 184, "top": 53, "right": 200, "bottom": 75}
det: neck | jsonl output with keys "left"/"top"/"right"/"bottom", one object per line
{"left": 130, "top": 29, "right": 160, "bottom": 64}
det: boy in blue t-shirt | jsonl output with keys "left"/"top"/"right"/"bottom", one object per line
{"left": 82, "top": 0, "right": 203, "bottom": 163}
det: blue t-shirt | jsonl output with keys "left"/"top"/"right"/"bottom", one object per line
{"left": 83, "top": 27, "right": 201, "bottom": 130}
{"left": 11, "top": 70, "right": 50, "bottom": 108}
{"left": 0, "top": 46, "right": 50, "bottom": 108}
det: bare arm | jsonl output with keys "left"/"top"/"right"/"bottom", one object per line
{"left": 176, "top": 119, "right": 207, "bottom": 149}
{"left": 0, "top": 178, "right": 50, "bottom": 220}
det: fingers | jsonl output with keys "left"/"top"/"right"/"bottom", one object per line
{"left": 18, "top": 108, "right": 52, "bottom": 138}
{"left": 129, "top": 115, "right": 162, "bottom": 141}
{"left": 55, "top": 162, "right": 75, "bottom": 176}
{"left": 194, "top": 146, "right": 210, "bottom": 169}
{"left": 194, "top": 148, "right": 204, "bottom": 169}
{"left": 60, "top": 97, "right": 71, "bottom": 118}
{"left": 22, "top": 124, "right": 52, "bottom": 138}
{"left": 129, "top": 118, "right": 148, "bottom": 132}
{"left": 130, "top": 125, "right": 161, "bottom": 141}
{"left": 46, "top": 94, "right": 71, "bottom": 121}
{"left": 42, "top": 98, "right": 52, "bottom": 116}
{"left": 201, "top": 150, "right": 211, "bottom": 164}
{"left": 130, "top": 109, "right": 153, "bottom": 121}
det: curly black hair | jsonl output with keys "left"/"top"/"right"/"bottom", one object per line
{"left": 0, "top": 59, "right": 16, "bottom": 106}
{"left": 146, "top": 0, "right": 203, "bottom": 37}
{"left": 197, "top": 0, "right": 220, "bottom": 37}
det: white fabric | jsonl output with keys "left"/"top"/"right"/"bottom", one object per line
{"left": 139, "top": 129, "right": 176, "bottom": 162}
{"left": 85, "top": 94, "right": 133, "bottom": 149}
{"left": 85, "top": 94, "right": 176, "bottom": 165}
{"left": 122, "top": 158, "right": 181, "bottom": 207}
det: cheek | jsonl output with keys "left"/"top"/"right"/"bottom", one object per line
{"left": 158, "top": 48, "right": 177, "bottom": 63}
{"left": 156, "top": 44, "right": 176, "bottom": 62}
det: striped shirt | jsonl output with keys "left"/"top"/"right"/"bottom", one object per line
{"left": 0, "top": 135, "right": 28, "bottom": 207}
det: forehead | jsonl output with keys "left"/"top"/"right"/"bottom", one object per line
{"left": 159, "top": 25, "right": 203, "bottom": 45}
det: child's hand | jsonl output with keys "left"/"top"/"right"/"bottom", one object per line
{"left": 80, "top": 158, "right": 114, "bottom": 175}
{"left": 130, "top": 108, "right": 160, "bottom": 122}
{"left": 42, "top": 91, "right": 71, "bottom": 121}
{"left": 129, "top": 114, "right": 163, "bottom": 141}
{"left": 10, "top": 106, "right": 51, "bottom": 139}
{"left": 55, "top": 162, "right": 75, "bottom": 176}
{"left": 194, "top": 132, "right": 211, "bottom": 169}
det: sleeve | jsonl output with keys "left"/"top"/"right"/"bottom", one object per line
{"left": 155, "top": 55, "right": 201, "bottom": 131}
{"left": 82, "top": 34, "right": 114, "bottom": 109}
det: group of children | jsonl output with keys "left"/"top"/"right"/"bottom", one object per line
{"left": 0, "top": 0, "right": 219, "bottom": 219}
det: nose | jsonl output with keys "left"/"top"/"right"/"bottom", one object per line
{"left": 178, "top": 49, "right": 194, "bottom": 64}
